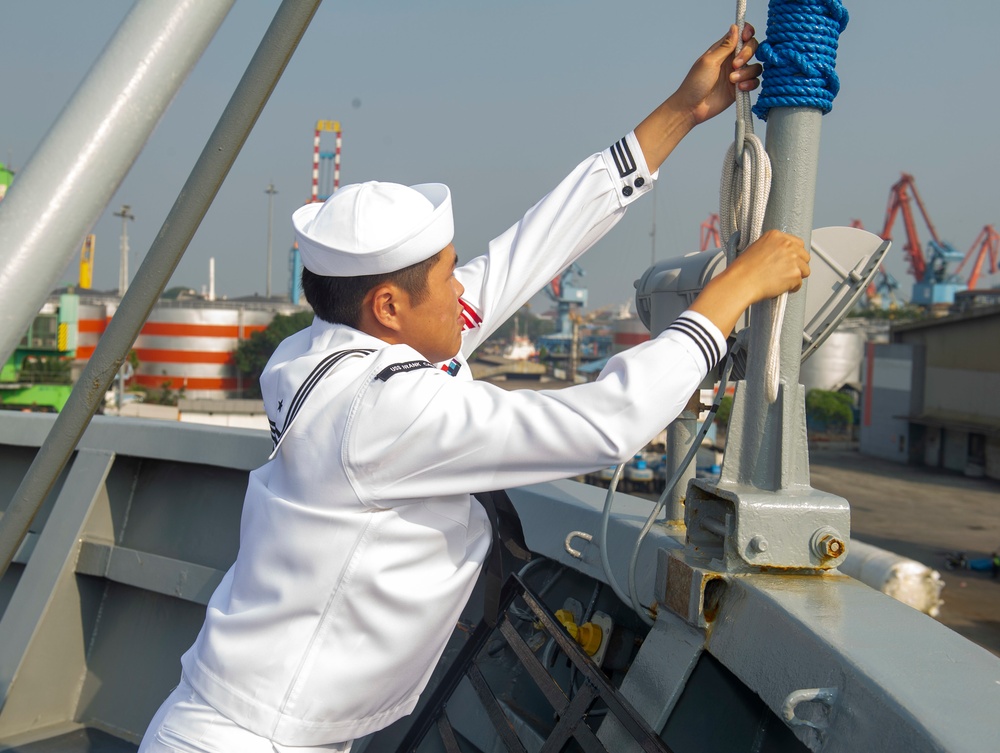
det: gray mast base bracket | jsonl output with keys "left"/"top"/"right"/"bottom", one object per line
{"left": 685, "top": 479, "right": 850, "bottom": 573}
{"left": 660, "top": 548, "right": 729, "bottom": 628}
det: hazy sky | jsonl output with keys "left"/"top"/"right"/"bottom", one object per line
{"left": 2, "top": 0, "right": 998, "bottom": 311}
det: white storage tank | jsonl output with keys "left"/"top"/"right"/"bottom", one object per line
{"left": 74, "top": 294, "right": 307, "bottom": 400}
{"left": 800, "top": 330, "right": 865, "bottom": 393}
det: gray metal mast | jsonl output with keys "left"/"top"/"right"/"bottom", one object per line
{"left": 0, "top": 0, "right": 325, "bottom": 578}
{"left": 677, "top": 79, "right": 851, "bottom": 581}
{"left": 0, "top": 0, "right": 234, "bottom": 366}
{"left": 724, "top": 109, "right": 824, "bottom": 490}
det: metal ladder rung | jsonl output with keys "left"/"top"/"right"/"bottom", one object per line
{"left": 436, "top": 714, "right": 463, "bottom": 753}
{"left": 497, "top": 617, "right": 606, "bottom": 753}
{"left": 392, "top": 573, "right": 674, "bottom": 753}
{"left": 466, "top": 663, "right": 529, "bottom": 753}
{"left": 538, "top": 682, "right": 602, "bottom": 753}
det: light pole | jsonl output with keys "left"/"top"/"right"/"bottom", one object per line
{"left": 265, "top": 182, "right": 277, "bottom": 298}
{"left": 113, "top": 204, "right": 135, "bottom": 296}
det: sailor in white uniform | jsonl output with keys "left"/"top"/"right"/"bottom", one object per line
{"left": 140, "top": 23, "right": 809, "bottom": 753}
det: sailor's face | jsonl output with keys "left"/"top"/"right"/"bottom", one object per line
{"left": 404, "top": 244, "right": 465, "bottom": 363}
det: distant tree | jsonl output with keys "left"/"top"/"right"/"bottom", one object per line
{"left": 848, "top": 303, "right": 925, "bottom": 322}
{"left": 805, "top": 389, "right": 854, "bottom": 435}
{"left": 234, "top": 311, "right": 314, "bottom": 397}
{"left": 162, "top": 286, "right": 199, "bottom": 300}
{"left": 156, "top": 380, "right": 178, "bottom": 406}
{"left": 714, "top": 395, "right": 734, "bottom": 429}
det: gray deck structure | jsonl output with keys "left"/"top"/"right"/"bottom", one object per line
{"left": 1, "top": 412, "right": 999, "bottom": 751}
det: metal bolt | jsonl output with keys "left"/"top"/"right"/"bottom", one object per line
{"left": 750, "top": 535, "right": 769, "bottom": 553}
{"left": 810, "top": 527, "right": 847, "bottom": 561}
{"left": 824, "top": 537, "right": 846, "bottom": 558}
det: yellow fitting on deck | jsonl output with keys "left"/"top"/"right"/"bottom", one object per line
{"left": 555, "top": 609, "right": 604, "bottom": 656}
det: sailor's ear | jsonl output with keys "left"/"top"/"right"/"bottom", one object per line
{"left": 368, "top": 283, "right": 405, "bottom": 333}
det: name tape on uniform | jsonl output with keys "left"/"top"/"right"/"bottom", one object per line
{"left": 375, "top": 360, "right": 434, "bottom": 381}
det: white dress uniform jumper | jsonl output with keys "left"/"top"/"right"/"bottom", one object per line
{"left": 139, "top": 132, "right": 727, "bottom": 751}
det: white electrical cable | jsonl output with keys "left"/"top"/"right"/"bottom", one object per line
{"left": 598, "top": 463, "right": 634, "bottom": 609}
{"left": 719, "top": 0, "right": 783, "bottom": 403}
{"left": 596, "top": 356, "right": 734, "bottom": 626}
{"left": 625, "top": 357, "right": 734, "bottom": 626}
{"left": 598, "top": 460, "right": 647, "bottom": 620}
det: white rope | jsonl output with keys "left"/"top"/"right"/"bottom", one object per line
{"left": 719, "top": 0, "right": 783, "bottom": 403}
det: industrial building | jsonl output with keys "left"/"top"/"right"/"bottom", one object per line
{"left": 859, "top": 299, "right": 1000, "bottom": 479}
{"left": 2, "top": 289, "right": 307, "bottom": 411}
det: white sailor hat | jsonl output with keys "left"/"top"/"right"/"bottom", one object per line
{"left": 292, "top": 181, "right": 453, "bottom": 277}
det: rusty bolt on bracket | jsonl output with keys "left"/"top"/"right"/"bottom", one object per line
{"left": 810, "top": 526, "right": 847, "bottom": 563}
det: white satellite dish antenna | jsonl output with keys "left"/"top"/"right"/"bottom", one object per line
{"left": 634, "top": 226, "right": 890, "bottom": 363}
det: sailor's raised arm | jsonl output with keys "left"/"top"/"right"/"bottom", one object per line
{"left": 454, "top": 138, "right": 652, "bottom": 352}
{"left": 456, "top": 26, "right": 763, "bottom": 354}
{"left": 634, "top": 24, "right": 761, "bottom": 173}
{"left": 633, "top": 24, "right": 810, "bottom": 337}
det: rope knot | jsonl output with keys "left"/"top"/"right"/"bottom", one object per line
{"left": 753, "top": 0, "right": 850, "bottom": 121}
{"left": 756, "top": 43, "right": 841, "bottom": 97}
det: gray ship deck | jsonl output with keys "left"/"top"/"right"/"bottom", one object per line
{"left": 2, "top": 413, "right": 999, "bottom": 752}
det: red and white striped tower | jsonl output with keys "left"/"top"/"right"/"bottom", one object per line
{"left": 310, "top": 123, "right": 322, "bottom": 203}
{"left": 333, "top": 124, "right": 342, "bottom": 192}
{"left": 312, "top": 120, "right": 341, "bottom": 202}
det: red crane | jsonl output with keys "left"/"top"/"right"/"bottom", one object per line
{"left": 700, "top": 213, "right": 721, "bottom": 251}
{"left": 866, "top": 173, "right": 970, "bottom": 307}
{"left": 955, "top": 225, "right": 999, "bottom": 290}
{"left": 880, "top": 173, "right": 938, "bottom": 284}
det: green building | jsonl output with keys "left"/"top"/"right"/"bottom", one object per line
{"left": 0, "top": 294, "right": 79, "bottom": 412}
{"left": 0, "top": 162, "right": 13, "bottom": 202}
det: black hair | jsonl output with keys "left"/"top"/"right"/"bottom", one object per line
{"left": 301, "top": 251, "right": 440, "bottom": 328}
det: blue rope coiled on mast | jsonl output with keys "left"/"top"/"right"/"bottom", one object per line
{"left": 752, "top": 0, "right": 849, "bottom": 121}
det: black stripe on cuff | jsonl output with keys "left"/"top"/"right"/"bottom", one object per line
{"left": 678, "top": 316, "right": 722, "bottom": 364}
{"left": 610, "top": 138, "right": 637, "bottom": 178}
{"left": 677, "top": 317, "right": 722, "bottom": 366}
{"left": 667, "top": 317, "right": 721, "bottom": 371}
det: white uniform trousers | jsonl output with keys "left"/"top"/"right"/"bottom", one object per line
{"left": 138, "top": 675, "right": 352, "bottom": 753}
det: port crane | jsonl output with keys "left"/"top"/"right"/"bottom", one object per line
{"left": 545, "top": 263, "right": 588, "bottom": 335}
{"left": 955, "top": 224, "right": 999, "bottom": 290}
{"left": 700, "top": 212, "right": 721, "bottom": 251}
{"left": 856, "top": 176, "right": 996, "bottom": 306}
{"left": 877, "top": 173, "right": 965, "bottom": 307}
